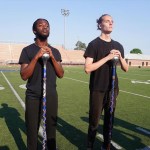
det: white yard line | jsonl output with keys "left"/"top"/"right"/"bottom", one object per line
{"left": 64, "top": 77, "right": 150, "bottom": 99}
{"left": 1, "top": 71, "right": 25, "bottom": 110}
{"left": 136, "top": 127, "right": 150, "bottom": 135}
{"left": 97, "top": 133, "right": 122, "bottom": 149}
{"left": 119, "top": 90, "right": 150, "bottom": 99}
{"left": 1, "top": 71, "right": 43, "bottom": 137}
{"left": 64, "top": 77, "right": 88, "bottom": 84}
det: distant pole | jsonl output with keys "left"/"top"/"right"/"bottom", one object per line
{"left": 61, "top": 9, "right": 69, "bottom": 50}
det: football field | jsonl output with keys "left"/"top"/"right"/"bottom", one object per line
{"left": 0, "top": 66, "right": 150, "bottom": 150}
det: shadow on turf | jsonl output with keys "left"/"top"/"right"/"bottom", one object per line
{"left": 81, "top": 116, "right": 149, "bottom": 150}
{"left": 0, "top": 146, "right": 9, "bottom": 150}
{"left": 0, "top": 103, "right": 51, "bottom": 150}
{"left": 0, "top": 103, "right": 27, "bottom": 149}
{"left": 57, "top": 117, "right": 102, "bottom": 150}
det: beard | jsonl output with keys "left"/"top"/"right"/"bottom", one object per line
{"left": 36, "top": 32, "right": 49, "bottom": 41}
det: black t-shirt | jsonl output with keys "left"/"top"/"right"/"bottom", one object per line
{"left": 19, "top": 43, "right": 62, "bottom": 98}
{"left": 84, "top": 37, "right": 124, "bottom": 92}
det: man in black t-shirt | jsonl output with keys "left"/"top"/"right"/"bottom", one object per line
{"left": 84, "top": 14, "right": 128, "bottom": 150}
{"left": 19, "top": 18, "right": 64, "bottom": 150}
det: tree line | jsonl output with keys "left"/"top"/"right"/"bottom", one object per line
{"left": 74, "top": 41, "right": 143, "bottom": 54}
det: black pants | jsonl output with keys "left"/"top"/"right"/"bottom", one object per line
{"left": 25, "top": 92, "right": 58, "bottom": 150}
{"left": 87, "top": 89, "right": 119, "bottom": 148}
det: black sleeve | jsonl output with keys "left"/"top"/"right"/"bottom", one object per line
{"left": 56, "top": 50, "right": 62, "bottom": 62}
{"left": 84, "top": 42, "right": 95, "bottom": 59}
{"left": 52, "top": 48, "right": 62, "bottom": 62}
{"left": 119, "top": 44, "right": 124, "bottom": 58}
{"left": 19, "top": 48, "right": 30, "bottom": 64}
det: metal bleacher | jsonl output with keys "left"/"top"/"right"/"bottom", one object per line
{"left": 0, "top": 43, "right": 85, "bottom": 65}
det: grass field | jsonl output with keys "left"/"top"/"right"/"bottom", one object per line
{"left": 0, "top": 65, "right": 150, "bottom": 150}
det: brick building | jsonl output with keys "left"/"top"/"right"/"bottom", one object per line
{"left": 125, "top": 54, "right": 150, "bottom": 67}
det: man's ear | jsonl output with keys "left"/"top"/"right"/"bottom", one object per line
{"left": 33, "top": 30, "right": 37, "bottom": 35}
{"left": 99, "top": 24, "right": 101, "bottom": 30}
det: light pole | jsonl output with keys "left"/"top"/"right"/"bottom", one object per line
{"left": 61, "top": 9, "right": 69, "bottom": 50}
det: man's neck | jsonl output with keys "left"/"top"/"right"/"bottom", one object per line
{"left": 35, "top": 39, "right": 48, "bottom": 47}
{"left": 100, "top": 33, "right": 111, "bottom": 42}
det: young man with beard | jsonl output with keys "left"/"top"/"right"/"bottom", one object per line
{"left": 84, "top": 14, "right": 128, "bottom": 150}
{"left": 19, "top": 18, "right": 64, "bottom": 150}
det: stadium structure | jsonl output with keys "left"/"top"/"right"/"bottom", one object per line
{"left": 0, "top": 42, "right": 85, "bottom": 65}
{"left": 0, "top": 42, "right": 150, "bottom": 67}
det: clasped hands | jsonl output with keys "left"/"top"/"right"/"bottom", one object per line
{"left": 108, "top": 49, "right": 121, "bottom": 60}
{"left": 37, "top": 46, "right": 54, "bottom": 59}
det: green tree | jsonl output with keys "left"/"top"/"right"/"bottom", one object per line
{"left": 74, "top": 41, "right": 86, "bottom": 51}
{"left": 130, "top": 48, "right": 142, "bottom": 54}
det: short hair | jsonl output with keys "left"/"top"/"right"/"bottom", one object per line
{"left": 96, "top": 14, "right": 111, "bottom": 30}
{"left": 32, "top": 18, "right": 49, "bottom": 31}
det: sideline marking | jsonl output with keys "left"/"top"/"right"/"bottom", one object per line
{"left": 1, "top": 71, "right": 43, "bottom": 137}
{"left": 97, "top": 134, "right": 122, "bottom": 149}
{"left": 1, "top": 71, "right": 25, "bottom": 110}
{"left": 64, "top": 77, "right": 150, "bottom": 99}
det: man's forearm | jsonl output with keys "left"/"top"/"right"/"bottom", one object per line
{"left": 51, "top": 57, "right": 64, "bottom": 78}
{"left": 85, "top": 56, "right": 110, "bottom": 74}
{"left": 120, "top": 57, "right": 128, "bottom": 72}
{"left": 20, "top": 57, "right": 38, "bottom": 80}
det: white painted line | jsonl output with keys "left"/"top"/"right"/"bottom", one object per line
{"left": 131, "top": 80, "right": 150, "bottom": 84}
{"left": 1, "top": 71, "right": 43, "bottom": 137}
{"left": 0, "top": 87, "right": 5, "bottom": 90}
{"left": 1, "top": 71, "right": 25, "bottom": 110}
{"left": 64, "top": 77, "right": 88, "bottom": 84}
{"left": 119, "top": 90, "right": 150, "bottom": 99}
{"left": 136, "top": 127, "right": 150, "bottom": 135}
{"left": 97, "top": 133, "right": 122, "bottom": 149}
{"left": 64, "top": 76, "right": 150, "bottom": 99}
{"left": 19, "top": 84, "right": 26, "bottom": 89}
